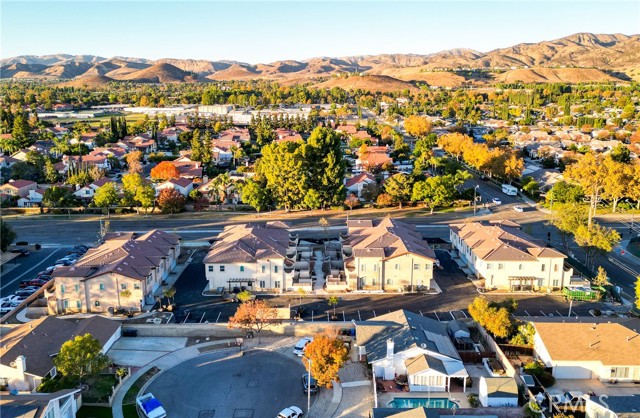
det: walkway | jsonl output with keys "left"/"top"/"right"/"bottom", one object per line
{"left": 313, "top": 249, "right": 327, "bottom": 294}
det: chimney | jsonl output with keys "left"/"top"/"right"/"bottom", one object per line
{"left": 386, "top": 339, "right": 394, "bottom": 359}
{"left": 15, "top": 355, "right": 26, "bottom": 377}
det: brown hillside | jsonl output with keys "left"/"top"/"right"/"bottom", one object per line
{"left": 495, "top": 67, "right": 621, "bottom": 84}
{"left": 119, "top": 63, "right": 194, "bottom": 83}
{"left": 314, "top": 75, "right": 418, "bottom": 93}
{"left": 206, "top": 64, "right": 259, "bottom": 80}
{"left": 58, "top": 75, "right": 115, "bottom": 88}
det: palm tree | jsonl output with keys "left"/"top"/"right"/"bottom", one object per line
{"left": 213, "top": 173, "right": 233, "bottom": 211}
{"left": 162, "top": 287, "right": 176, "bottom": 307}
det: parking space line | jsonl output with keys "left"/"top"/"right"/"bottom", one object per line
{"left": 540, "top": 310, "right": 547, "bottom": 317}
{"left": 524, "top": 310, "right": 530, "bottom": 316}
{"left": 433, "top": 311, "right": 440, "bottom": 321}
{"left": 419, "top": 310, "right": 423, "bottom": 316}
{"left": 555, "top": 310, "right": 563, "bottom": 317}
{"left": 0, "top": 248, "right": 64, "bottom": 292}
{"left": 372, "top": 310, "right": 376, "bottom": 317}
{"left": 215, "top": 312, "right": 221, "bottom": 323}
{"left": 357, "top": 311, "right": 362, "bottom": 321}
{"left": 342, "top": 311, "right": 346, "bottom": 322}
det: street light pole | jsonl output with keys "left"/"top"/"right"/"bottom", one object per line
{"left": 473, "top": 185, "right": 479, "bottom": 214}
{"left": 304, "top": 356, "right": 312, "bottom": 414}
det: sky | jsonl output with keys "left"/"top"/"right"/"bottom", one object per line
{"left": 2, "top": 1, "right": 639, "bottom": 63}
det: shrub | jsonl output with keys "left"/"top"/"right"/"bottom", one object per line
{"left": 524, "top": 361, "right": 555, "bottom": 387}
{"left": 467, "top": 393, "right": 480, "bottom": 408}
{"left": 34, "top": 244, "right": 41, "bottom": 250}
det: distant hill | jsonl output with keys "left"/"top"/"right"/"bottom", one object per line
{"left": 314, "top": 75, "right": 419, "bottom": 93}
{"left": 2, "top": 32, "right": 638, "bottom": 88}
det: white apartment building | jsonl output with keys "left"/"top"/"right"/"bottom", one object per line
{"left": 203, "top": 223, "right": 291, "bottom": 293}
{"left": 343, "top": 218, "right": 436, "bottom": 292}
{"left": 449, "top": 220, "right": 572, "bottom": 291}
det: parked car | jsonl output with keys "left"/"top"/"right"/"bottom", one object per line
{"left": 43, "top": 266, "right": 57, "bottom": 275}
{"left": 0, "top": 302, "right": 15, "bottom": 314}
{"left": 14, "top": 289, "right": 36, "bottom": 297}
{"left": 11, "top": 248, "right": 29, "bottom": 256}
{"left": 492, "top": 197, "right": 502, "bottom": 205}
{"left": 302, "top": 374, "right": 318, "bottom": 395}
{"left": 293, "top": 337, "right": 313, "bottom": 356}
{"left": 513, "top": 205, "right": 524, "bottom": 212}
{"left": 22, "top": 279, "right": 48, "bottom": 288}
{"left": 277, "top": 406, "right": 303, "bottom": 418}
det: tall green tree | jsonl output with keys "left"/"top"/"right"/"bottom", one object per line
{"left": 241, "top": 178, "right": 271, "bottom": 215}
{"left": 54, "top": 334, "right": 110, "bottom": 386}
{"left": 43, "top": 186, "right": 75, "bottom": 208}
{"left": 0, "top": 220, "right": 17, "bottom": 252}
{"left": 257, "top": 141, "right": 306, "bottom": 211}
{"left": 43, "top": 159, "right": 59, "bottom": 183}
{"left": 93, "top": 182, "right": 119, "bottom": 217}
{"left": 304, "top": 127, "right": 346, "bottom": 208}
{"left": 573, "top": 223, "right": 621, "bottom": 270}
{"left": 384, "top": 173, "right": 413, "bottom": 208}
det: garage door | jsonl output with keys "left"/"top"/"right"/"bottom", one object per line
{"left": 553, "top": 365, "right": 591, "bottom": 379}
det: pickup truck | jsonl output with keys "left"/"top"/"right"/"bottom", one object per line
{"left": 136, "top": 393, "right": 167, "bottom": 418}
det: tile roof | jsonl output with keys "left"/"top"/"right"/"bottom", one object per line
{"left": 0, "top": 316, "right": 120, "bottom": 378}
{"left": 348, "top": 218, "right": 436, "bottom": 261}
{"left": 170, "top": 158, "right": 202, "bottom": 178}
{"left": 345, "top": 172, "right": 376, "bottom": 188}
{"left": 163, "top": 178, "right": 193, "bottom": 188}
{"left": 355, "top": 309, "right": 460, "bottom": 364}
{"left": 1, "top": 180, "right": 36, "bottom": 189}
{"left": 203, "top": 223, "right": 290, "bottom": 264}
{"left": 450, "top": 221, "right": 565, "bottom": 262}
{"left": 532, "top": 320, "right": 640, "bottom": 366}
{"left": 405, "top": 354, "right": 448, "bottom": 376}
{"left": 52, "top": 230, "right": 180, "bottom": 281}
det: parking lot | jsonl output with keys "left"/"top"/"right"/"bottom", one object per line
{"left": 170, "top": 250, "right": 609, "bottom": 325}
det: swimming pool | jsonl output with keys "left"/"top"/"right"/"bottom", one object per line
{"left": 388, "top": 397, "right": 458, "bottom": 409}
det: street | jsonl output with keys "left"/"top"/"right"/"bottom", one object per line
{"left": 0, "top": 248, "right": 68, "bottom": 298}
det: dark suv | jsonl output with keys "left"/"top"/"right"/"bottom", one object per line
{"left": 302, "top": 374, "right": 318, "bottom": 394}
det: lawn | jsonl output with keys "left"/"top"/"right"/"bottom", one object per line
{"left": 83, "top": 374, "right": 118, "bottom": 403}
{"left": 76, "top": 405, "right": 137, "bottom": 418}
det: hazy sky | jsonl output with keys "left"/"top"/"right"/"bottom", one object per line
{"left": 2, "top": 1, "right": 639, "bottom": 63}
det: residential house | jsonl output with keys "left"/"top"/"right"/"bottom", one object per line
{"left": 342, "top": 219, "right": 436, "bottom": 292}
{"left": 30, "top": 140, "right": 58, "bottom": 157}
{"left": 274, "top": 128, "right": 303, "bottom": 143}
{"left": 586, "top": 394, "right": 640, "bottom": 418}
{"left": 0, "top": 155, "right": 20, "bottom": 170}
{"left": 117, "top": 135, "right": 157, "bottom": 154}
{"left": 478, "top": 377, "right": 519, "bottom": 407}
{"left": 0, "top": 389, "right": 81, "bottom": 418}
{"left": 345, "top": 173, "right": 376, "bottom": 199}
{"left": 355, "top": 146, "right": 392, "bottom": 172}
{"left": 155, "top": 177, "right": 193, "bottom": 197}
{"left": 0, "top": 180, "right": 38, "bottom": 199}
{"left": 336, "top": 125, "right": 358, "bottom": 135}
{"left": 211, "top": 139, "right": 240, "bottom": 165}
{"left": 355, "top": 309, "right": 468, "bottom": 392}
{"left": 73, "top": 178, "right": 114, "bottom": 201}
{"left": 46, "top": 126, "right": 70, "bottom": 138}
{"left": 170, "top": 156, "right": 203, "bottom": 179}
{"left": 203, "top": 223, "right": 290, "bottom": 292}
{"left": 532, "top": 319, "right": 640, "bottom": 381}
{"left": 0, "top": 315, "right": 121, "bottom": 390}
{"left": 17, "top": 188, "right": 47, "bottom": 208}
{"left": 158, "top": 126, "right": 189, "bottom": 143}
{"left": 449, "top": 220, "right": 572, "bottom": 291}
{"left": 197, "top": 178, "right": 241, "bottom": 205}
{"left": 50, "top": 230, "right": 181, "bottom": 313}
{"left": 69, "top": 131, "right": 98, "bottom": 149}
{"left": 64, "top": 152, "right": 112, "bottom": 171}
{"left": 218, "top": 127, "right": 250, "bottom": 143}
{"left": 10, "top": 149, "right": 31, "bottom": 162}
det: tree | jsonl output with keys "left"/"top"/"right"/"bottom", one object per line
{"left": 119, "top": 289, "right": 132, "bottom": 308}
{"left": 384, "top": 174, "right": 413, "bottom": 208}
{"left": 573, "top": 223, "right": 620, "bottom": 270}
{"left": 376, "top": 193, "right": 394, "bottom": 207}
{"left": 305, "top": 127, "right": 346, "bottom": 208}
{"left": 122, "top": 173, "right": 144, "bottom": 208}
{"left": 136, "top": 184, "right": 156, "bottom": 214}
{"left": 610, "top": 144, "right": 631, "bottom": 164}
{"left": 509, "top": 322, "right": 536, "bottom": 347}
{"left": 228, "top": 299, "right": 278, "bottom": 343}
{"left": 241, "top": 178, "right": 271, "bottom": 215}
{"left": 157, "top": 188, "right": 186, "bottom": 214}
{"left": 54, "top": 334, "right": 110, "bottom": 387}
{"left": 0, "top": 220, "right": 17, "bottom": 252}
{"left": 125, "top": 151, "right": 143, "bottom": 174}
{"left": 593, "top": 266, "right": 609, "bottom": 287}
{"left": 150, "top": 161, "right": 180, "bottom": 181}
{"left": 327, "top": 296, "right": 339, "bottom": 319}
{"left": 635, "top": 276, "right": 640, "bottom": 311}
{"left": 43, "top": 159, "right": 58, "bottom": 183}
{"left": 237, "top": 290, "right": 254, "bottom": 303}
{"left": 404, "top": 115, "right": 432, "bottom": 138}
{"left": 257, "top": 142, "right": 306, "bottom": 211}
{"left": 438, "top": 133, "right": 473, "bottom": 161}
{"left": 344, "top": 193, "right": 360, "bottom": 212}
{"left": 468, "top": 297, "right": 513, "bottom": 339}
{"left": 93, "top": 182, "right": 119, "bottom": 218}
{"left": 302, "top": 334, "right": 349, "bottom": 388}
{"left": 43, "top": 186, "right": 75, "bottom": 208}
{"left": 361, "top": 182, "right": 381, "bottom": 202}
{"left": 564, "top": 153, "right": 607, "bottom": 227}
{"left": 162, "top": 287, "right": 176, "bottom": 306}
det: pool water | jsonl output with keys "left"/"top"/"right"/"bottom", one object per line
{"left": 388, "top": 397, "right": 458, "bottom": 409}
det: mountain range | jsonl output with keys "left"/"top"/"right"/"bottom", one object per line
{"left": 2, "top": 33, "right": 639, "bottom": 90}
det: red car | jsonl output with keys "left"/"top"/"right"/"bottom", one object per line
{"left": 20, "top": 279, "right": 48, "bottom": 288}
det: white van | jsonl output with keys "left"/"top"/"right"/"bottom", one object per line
{"left": 501, "top": 184, "right": 517, "bottom": 196}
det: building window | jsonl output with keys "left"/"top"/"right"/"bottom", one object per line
{"left": 261, "top": 265, "right": 266, "bottom": 273}
{"left": 240, "top": 266, "right": 245, "bottom": 272}
{"left": 373, "top": 264, "right": 377, "bottom": 272}
{"left": 552, "top": 279, "right": 559, "bottom": 287}
{"left": 94, "top": 301, "right": 100, "bottom": 307}
{"left": 386, "top": 278, "right": 393, "bottom": 285}
{"left": 518, "top": 264, "right": 523, "bottom": 270}
{"left": 361, "top": 264, "right": 366, "bottom": 271}
{"left": 121, "top": 283, "right": 127, "bottom": 290}
{"left": 541, "top": 264, "right": 546, "bottom": 272}
{"left": 99, "top": 283, "right": 105, "bottom": 290}
{"left": 487, "top": 263, "right": 492, "bottom": 270}
{"left": 498, "top": 263, "right": 504, "bottom": 270}
{"left": 63, "top": 300, "right": 69, "bottom": 308}
{"left": 60, "top": 285, "right": 65, "bottom": 294}
{"left": 553, "top": 264, "right": 558, "bottom": 272}
{"left": 372, "top": 278, "right": 378, "bottom": 285}
{"left": 413, "top": 264, "right": 420, "bottom": 270}
{"left": 425, "top": 264, "right": 430, "bottom": 270}
{"left": 134, "top": 283, "right": 140, "bottom": 290}
{"left": 274, "top": 280, "right": 281, "bottom": 288}
{"left": 208, "top": 266, "right": 213, "bottom": 272}
{"left": 220, "top": 265, "right": 225, "bottom": 272}
{"left": 74, "top": 284, "right": 79, "bottom": 292}
{"left": 395, "top": 264, "right": 399, "bottom": 270}
{"left": 259, "top": 280, "right": 265, "bottom": 288}
{"left": 274, "top": 266, "right": 278, "bottom": 273}
{"left": 76, "top": 300, "right": 81, "bottom": 309}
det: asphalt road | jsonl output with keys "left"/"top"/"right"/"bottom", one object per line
{"left": 0, "top": 248, "right": 68, "bottom": 298}
{"left": 145, "top": 350, "right": 308, "bottom": 418}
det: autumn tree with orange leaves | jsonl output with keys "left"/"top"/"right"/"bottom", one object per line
{"left": 438, "top": 132, "right": 473, "bottom": 161}
{"left": 150, "top": 161, "right": 180, "bottom": 181}
{"left": 302, "top": 334, "right": 349, "bottom": 388}
{"left": 228, "top": 299, "right": 278, "bottom": 344}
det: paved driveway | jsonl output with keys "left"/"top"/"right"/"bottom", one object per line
{"left": 146, "top": 350, "right": 307, "bottom": 418}
{"left": 108, "top": 337, "right": 187, "bottom": 367}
